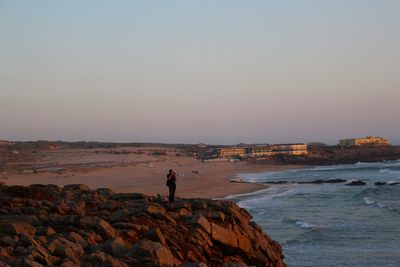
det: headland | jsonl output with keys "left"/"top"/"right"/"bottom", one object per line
{"left": 0, "top": 183, "right": 287, "bottom": 266}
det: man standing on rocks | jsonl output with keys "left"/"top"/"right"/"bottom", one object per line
{"left": 166, "top": 169, "right": 177, "bottom": 204}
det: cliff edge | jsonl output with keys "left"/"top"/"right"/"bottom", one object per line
{"left": 0, "top": 182, "right": 286, "bottom": 267}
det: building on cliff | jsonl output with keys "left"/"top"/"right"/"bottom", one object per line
{"left": 246, "top": 145, "right": 274, "bottom": 157}
{"left": 338, "top": 136, "right": 390, "bottom": 147}
{"left": 271, "top": 143, "right": 309, "bottom": 156}
{"left": 218, "top": 147, "right": 246, "bottom": 158}
{"left": 219, "top": 143, "right": 308, "bottom": 158}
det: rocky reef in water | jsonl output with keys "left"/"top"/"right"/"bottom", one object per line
{"left": 0, "top": 182, "right": 286, "bottom": 267}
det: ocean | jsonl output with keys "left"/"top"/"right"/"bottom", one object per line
{"left": 227, "top": 160, "right": 400, "bottom": 267}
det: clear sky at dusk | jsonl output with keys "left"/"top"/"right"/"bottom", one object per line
{"left": 1, "top": 1, "right": 399, "bottom": 145}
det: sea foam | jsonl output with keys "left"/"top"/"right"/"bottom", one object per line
{"left": 363, "top": 196, "right": 386, "bottom": 208}
{"left": 295, "top": 220, "right": 318, "bottom": 229}
{"left": 379, "top": 168, "right": 400, "bottom": 174}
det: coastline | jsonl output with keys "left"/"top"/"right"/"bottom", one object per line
{"left": 1, "top": 155, "right": 303, "bottom": 199}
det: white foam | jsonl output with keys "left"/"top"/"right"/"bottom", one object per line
{"left": 234, "top": 187, "right": 294, "bottom": 203}
{"left": 379, "top": 169, "right": 400, "bottom": 174}
{"left": 363, "top": 197, "right": 375, "bottom": 205}
{"left": 239, "top": 167, "right": 307, "bottom": 183}
{"left": 229, "top": 175, "right": 247, "bottom": 183}
{"left": 311, "top": 161, "right": 400, "bottom": 173}
{"left": 344, "top": 179, "right": 364, "bottom": 185}
{"left": 224, "top": 186, "right": 272, "bottom": 200}
{"left": 311, "top": 162, "right": 373, "bottom": 171}
{"left": 363, "top": 197, "right": 386, "bottom": 208}
{"left": 240, "top": 161, "right": 400, "bottom": 185}
{"left": 295, "top": 220, "right": 318, "bottom": 229}
{"left": 377, "top": 202, "right": 386, "bottom": 208}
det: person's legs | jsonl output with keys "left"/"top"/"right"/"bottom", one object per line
{"left": 168, "top": 186, "right": 173, "bottom": 203}
{"left": 170, "top": 184, "right": 176, "bottom": 203}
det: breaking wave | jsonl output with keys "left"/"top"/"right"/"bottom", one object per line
{"left": 379, "top": 169, "right": 400, "bottom": 174}
{"left": 295, "top": 220, "right": 319, "bottom": 229}
{"left": 363, "top": 197, "right": 386, "bottom": 208}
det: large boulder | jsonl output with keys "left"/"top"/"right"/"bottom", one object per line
{"left": 69, "top": 201, "right": 86, "bottom": 216}
{"left": 211, "top": 223, "right": 239, "bottom": 249}
{"left": 129, "top": 240, "right": 181, "bottom": 267}
{"left": 63, "top": 232, "right": 88, "bottom": 248}
{"left": 110, "top": 207, "right": 142, "bottom": 222}
{"left": 92, "top": 237, "right": 132, "bottom": 256}
{"left": 345, "top": 180, "right": 366, "bottom": 186}
{"left": 46, "top": 237, "right": 84, "bottom": 261}
{"left": 1, "top": 215, "right": 40, "bottom": 226}
{"left": 79, "top": 216, "right": 117, "bottom": 240}
{"left": 81, "top": 251, "right": 129, "bottom": 267}
{"left": 203, "top": 209, "right": 226, "bottom": 222}
{"left": 20, "top": 258, "right": 44, "bottom": 267}
{"left": 95, "top": 188, "right": 115, "bottom": 199}
{"left": 143, "top": 204, "right": 167, "bottom": 218}
{"left": 0, "top": 222, "right": 36, "bottom": 236}
{"left": 142, "top": 227, "right": 166, "bottom": 245}
{"left": 63, "top": 184, "right": 91, "bottom": 192}
{"left": 185, "top": 214, "right": 212, "bottom": 235}
{"left": 113, "top": 193, "right": 147, "bottom": 201}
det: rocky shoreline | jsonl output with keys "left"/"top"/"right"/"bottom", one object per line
{"left": 0, "top": 182, "right": 286, "bottom": 267}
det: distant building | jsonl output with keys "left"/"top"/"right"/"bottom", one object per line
{"left": 246, "top": 146, "right": 274, "bottom": 157}
{"left": 271, "top": 143, "right": 308, "bottom": 156}
{"left": 338, "top": 136, "right": 389, "bottom": 147}
{"left": 218, "top": 147, "right": 246, "bottom": 158}
{"left": 219, "top": 143, "right": 308, "bottom": 158}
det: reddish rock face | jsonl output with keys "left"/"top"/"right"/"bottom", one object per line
{"left": 0, "top": 222, "right": 36, "bottom": 237}
{"left": 0, "top": 183, "right": 287, "bottom": 267}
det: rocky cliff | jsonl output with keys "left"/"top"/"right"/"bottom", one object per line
{"left": 0, "top": 182, "right": 286, "bottom": 267}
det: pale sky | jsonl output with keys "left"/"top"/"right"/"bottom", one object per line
{"left": 1, "top": 1, "right": 399, "bottom": 145}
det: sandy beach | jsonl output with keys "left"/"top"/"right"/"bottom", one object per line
{"left": 1, "top": 146, "right": 301, "bottom": 198}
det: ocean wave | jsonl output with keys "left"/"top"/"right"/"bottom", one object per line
{"left": 295, "top": 220, "right": 320, "bottom": 229}
{"left": 224, "top": 186, "right": 272, "bottom": 200}
{"left": 240, "top": 168, "right": 309, "bottom": 183}
{"left": 379, "top": 169, "right": 400, "bottom": 174}
{"left": 241, "top": 161, "right": 400, "bottom": 184}
{"left": 387, "top": 206, "right": 400, "bottom": 213}
{"left": 311, "top": 165, "right": 377, "bottom": 173}
{"left": 363, "top": 197, "right": 386, "bottom": 208}
{"left": 363, "top": 196, "right": 375, "bottom": 205}
{"left": 311, "top": 161, "right": 400, "bottom": 173}
{"left": 234, "top": 186, "right": 300, "bottom": 207}
{"left": 362, "top": 197, "right": 400, "bottom": 214}
{"left": 311, "top": 165, "right": 352, "bottom": 171}
{"left": 269, "top": 188, "right": 299, "bottom": 198}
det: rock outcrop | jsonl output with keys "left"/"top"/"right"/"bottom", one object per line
{"left": 0, "top": 183, "right": 286, "bottom": 267}
{"left": 345, "top": 180, "right": 366, "bottom": 186}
